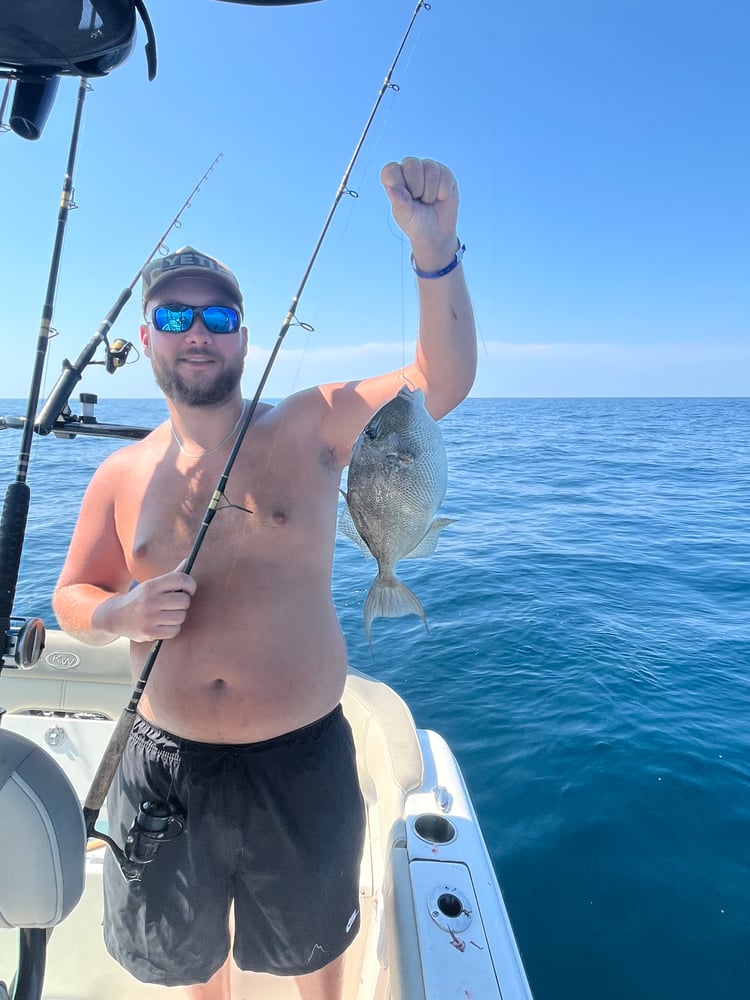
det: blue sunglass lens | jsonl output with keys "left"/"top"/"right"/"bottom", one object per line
{"left": 202, "top": 306, "right": 239, "bottom": 333}
{"left": 153, "top": 306, "right": 192, "bottom": 332}
{"left": 152, "top": 306, "right": 240, "bottom": 334}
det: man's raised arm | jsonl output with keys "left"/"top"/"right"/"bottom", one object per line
{"left": 317, "top": 156, "right": 477, "bottom": 463}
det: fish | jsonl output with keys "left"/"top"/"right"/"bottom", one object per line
{"left": 339, "top": 385, "right": 455, "bottom": 641}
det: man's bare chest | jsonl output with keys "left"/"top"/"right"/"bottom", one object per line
{"left": 122, "top": 436, "right": 341, "bottom": 578}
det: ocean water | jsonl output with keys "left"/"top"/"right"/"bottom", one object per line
{"left": 2, "top": 395, "right": 749, "bottom": 1000}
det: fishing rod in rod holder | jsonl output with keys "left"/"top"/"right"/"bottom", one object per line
{"left": 0, "top": 77, "right": 89, "bottom": 675}
{"left": 83, "top": 0, "right": 432, "bottom": 845}
{"left": 0, "top": 83, "right": 221, "bottom": 674}
{"left": 34, "top": 152, "right": 224, "bottom": 439}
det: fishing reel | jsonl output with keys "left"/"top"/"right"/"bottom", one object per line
{"left": 105, "top": 339, "right": 134, "bottom": 374}
{"left": 3, "top": 617, "right": 45, "bottom": 669}
{"left": 95, "top": 800, "right": 185, "bottom": 884}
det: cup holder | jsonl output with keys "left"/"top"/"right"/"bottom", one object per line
{"left": 413, "top": 813, "right": 457, "bottom": 845}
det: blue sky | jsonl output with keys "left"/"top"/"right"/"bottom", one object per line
{"left": 1, "top": 0, "right": 748, "bottom": 401}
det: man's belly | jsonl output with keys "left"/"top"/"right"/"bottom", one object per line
{"left": 131, "top": 595, "right": 350, "bottom": 743}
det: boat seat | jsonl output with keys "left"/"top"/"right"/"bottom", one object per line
{"left": 342, "top": 669, "right": 424, "bottom": 906}
{"left": 343, "top": 670, "right": 424, "bottom": 801}
{"left": 0, "top": 728, "right": 85, "bottom": 929}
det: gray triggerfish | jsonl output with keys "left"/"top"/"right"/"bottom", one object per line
{"left": 339, "top": 385, "right": 454, "bottom": 642}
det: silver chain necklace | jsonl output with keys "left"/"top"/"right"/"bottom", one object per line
{"left": 170, "top": 400, "right": 247, "bottom": 459}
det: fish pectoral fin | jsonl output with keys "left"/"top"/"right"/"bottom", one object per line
{"left": 364, "top": 574, "right": 427, "bottom": 642}
{"left": 403, "top": 517, "right": 456, "bottom": 559}
{"left": 338, "top": 505, "right": 376, "bottom": 559}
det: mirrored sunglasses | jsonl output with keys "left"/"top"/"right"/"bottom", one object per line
{"left": 151, "top": 304, "right": 241, "bottom": 334}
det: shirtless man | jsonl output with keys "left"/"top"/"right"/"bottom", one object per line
{"left": 53, "top": 157, "right": 476, "bottom": 1000}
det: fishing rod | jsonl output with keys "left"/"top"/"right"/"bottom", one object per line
{"left": 83, "top": 0, "right": 432, "bottom": 842}
{"left": 0, "top": 141, "right": 223, "bottom": 674}
{"left": 34, "top": 152, "right": 224, "bottom": 436}
{"left": 0, "top": 78, "right": 89, "bottom": 672}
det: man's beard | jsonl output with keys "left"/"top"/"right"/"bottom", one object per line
{"left": 151, "top": 353, "right": 245, "bottom": 406}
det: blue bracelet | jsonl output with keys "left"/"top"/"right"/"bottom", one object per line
{"left": 410, "top": 239, "right": 466, "bottom": 279}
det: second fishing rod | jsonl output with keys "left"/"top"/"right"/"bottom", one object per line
{"left": 83, "top": 0, "right": 431, "bottom": 841}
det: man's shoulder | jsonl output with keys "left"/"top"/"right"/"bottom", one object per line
{"left": 266, "top": 387, "right": 329, "bottom": 423}
{"left": 260, "top": 388, "right": 350, "bottom": 468}
{"left": 92, "top": 423, "right": 169, "bottom": 477}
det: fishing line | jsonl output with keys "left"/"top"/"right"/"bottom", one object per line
{"left": 401, "top": 234, "right": 408, "bottom": 374}
{"left": 83, "top": 0, "right": 433, "bottom": 837}
{"left": 270, "top": 37, "right": 412, "bottom": 396}
{"left": 281, "top": 2, "right": 428, "bottom": 397}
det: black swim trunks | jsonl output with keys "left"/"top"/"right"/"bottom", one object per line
{"left": 102, "top": 705, "right": 365, "bottom": 986}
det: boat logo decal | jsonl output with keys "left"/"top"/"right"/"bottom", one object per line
{"left": 45, "top": 650, "right": 81, "bottom": 670}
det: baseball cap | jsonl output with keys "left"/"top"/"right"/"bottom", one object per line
{"left": 141, "top": 246, "right": 243, "bottom": 312}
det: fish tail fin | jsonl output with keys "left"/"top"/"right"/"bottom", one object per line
{"left": 364, "top": 573, "right": 427, "bottom": 643}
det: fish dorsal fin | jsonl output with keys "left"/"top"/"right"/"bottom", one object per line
{"left": 403, "top": 517, "right": 456, "bottom": 559}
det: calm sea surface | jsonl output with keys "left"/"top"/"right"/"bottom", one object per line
{"left": 2, "top": 396, "right": 749, "bottom": 1000}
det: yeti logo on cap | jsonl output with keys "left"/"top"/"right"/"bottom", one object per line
{"left": 142, "top": 245, "right": 243, "bottom": 310}
{"left": 157, "top": 250, "right": 221, "bottom": 274}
